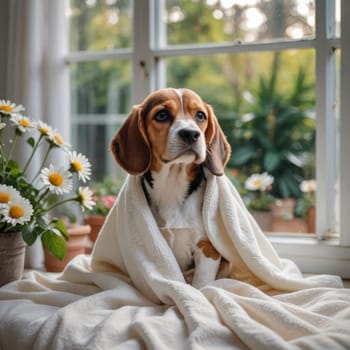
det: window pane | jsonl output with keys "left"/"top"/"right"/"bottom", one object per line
{"left": 163, "top": 0, "right": 315, "bottom": 46}
{"left": 166, "top": 49, "right": 317, "bottom": 234}
{"left": 68, "top": 0, "right": 133, "bottom": 51}
{"left": 334, "top": 48, "right": 341, "bottom": 236}
{"left": 70, "top": 61, "right": 131, "bottom": 180}
{"left": 335, "top": 0, "right": 340, "bottom": 37}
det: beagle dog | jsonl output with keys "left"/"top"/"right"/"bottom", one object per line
{"left": 111, "top": 88, "right": 231, "bottom": 288}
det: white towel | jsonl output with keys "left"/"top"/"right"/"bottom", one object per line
{"left": 0, "top": 174, "right": 349, "bottom": 350}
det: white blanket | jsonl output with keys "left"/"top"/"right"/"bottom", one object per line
{"left": 0, "top": 174, "right": 349, "bottom": 350}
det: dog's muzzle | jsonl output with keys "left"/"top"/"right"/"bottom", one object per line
{"left": 178, "top": 128, "right": 201, "bottom": 145}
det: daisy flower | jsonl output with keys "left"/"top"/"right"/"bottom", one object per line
{"left": 69, "top": 151, "right": 92, "bottom": 183}
{"left": 48, "top": 129, "right": 71, "bottom": 151}
{"left": 1, "top": 196, "right": 34, "bottom": 226}
{"left": 10, "top": 114, "right": 33, "bottom": 133}
{"left": 35, "top": 120, "right": 53, "bottom": 137}
{"left": 300, "top": 180, "right": 316, "bottom": 193}
{"left": 245, "top": 172, "right": 274, "bottom": 192}
{"left": 0, "top": 184, "right": 21, "bottom": 208}
{"left": 77, "top": 187, "right": 96, "bottom": 211}
{"left": 40, "top": 165, "right": 73, "bottom": 195}
{"left": 0, "top": 99, "right": 25, "bottom": 116}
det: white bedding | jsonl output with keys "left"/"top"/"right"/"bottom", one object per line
{"left": 0, "top": 174, "right": 349, "bottom": 350}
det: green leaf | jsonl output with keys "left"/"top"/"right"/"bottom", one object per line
{"left": 9, "top": 168, "right": 22, "bottom": 178}
{"left": 231, "top": 146, "right": 256, "bottom": 166}
{"left": 6, "top": 159, "right": 19, "bottom": 170}
{"left": 264, "top": 151, "right": 281, "bottom": 172}
{"left": 51, "top": 218, "right": 69, "bottom": 241}
{"left": 41, "top": 230, "right": 67, "bottom": 261}
{"left": 21, "top": 226, "right": 38, "bottom": 246}
{"left": 27, "top": 137, "right": 35, "bottom": 148}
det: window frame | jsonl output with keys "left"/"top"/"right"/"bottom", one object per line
{"left": 65, "top": 0, "right": 350, "bottom": 278}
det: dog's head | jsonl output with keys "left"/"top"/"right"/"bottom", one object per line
{"left": 111, "top": 88, "right": 231, "bottom": 176}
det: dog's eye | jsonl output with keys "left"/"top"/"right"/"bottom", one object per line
{"left": 195, "top": 111, "right": 206, "bottom": 122}
{"left": 154, "top": 110, "right": 171, "bottom": 122}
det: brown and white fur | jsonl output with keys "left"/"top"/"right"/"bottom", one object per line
{"left": 111, "top": 88, "right": 232, "bottom": 288}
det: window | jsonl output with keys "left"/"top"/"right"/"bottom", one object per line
{"left": 66, "top": 0, "right": 350, "bottom": 277}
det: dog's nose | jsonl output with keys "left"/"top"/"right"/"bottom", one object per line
{"left": 178, "top": 129, "right": 200, "bottom": 144}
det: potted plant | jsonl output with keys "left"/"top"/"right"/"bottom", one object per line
{"left": 0, "top": 99, "right": 95, "bottom": 285}
{"left": 243, "top": 172, "right": 275, "bottom": 231}
{"left": 84, "top": 176, "right": 122, "bottom": 246}
{"left": 295, "top": 179, "right": 316, "bottom": 233}
{"left": 230, "top": 61, "right": 315, "bottom": 200}
{"left": 43, "top": 216, "right": 92, "bottom": 272}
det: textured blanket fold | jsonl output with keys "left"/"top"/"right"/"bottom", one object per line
{"left": 0, "top": 174, "right": 349, "bottom": 350}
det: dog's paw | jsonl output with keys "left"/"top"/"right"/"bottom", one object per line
{"left": 196, "top": 239, "right": 220, "bottom": 260}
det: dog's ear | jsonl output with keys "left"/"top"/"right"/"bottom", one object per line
{"left": 204, "top": 104, "right": 231, "bottom": 176}
{"left": 110, "top": 105, "right": 151, "bottom": 175}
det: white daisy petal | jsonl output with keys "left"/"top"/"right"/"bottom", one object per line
{"left": 78, "top": 186, "right": 96, "bottom": 211}
{"left": 1, "top": 196, "right": 33, "bottom": 226}
{"left": 48, "top": 129, "right": 71, "bottom": 151}
{"left": 245, "top": 172, "right": 274, "bottom": 191}
{"left": 300, "top": 180, "right": 316, "bottom": 193}
{"left": 10, "top": 114, "right": 33, "bottom": 133}
{"left": 40, "top": 165, "right": 73, "bottom": 195}
{"left": 0, "top": 99, "right": 25, "bottom": 116}
{"left": 35, "top": 120, "right": 53, "bottom": 136}
{"left": 0, "top": 184, "right": 22, "bottom": 208}
{"left": 69, "top": 151, "right": 92, "bottom": 183}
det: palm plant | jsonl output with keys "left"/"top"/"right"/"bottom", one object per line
{"left": 230, "top": 63, "right": 315, "bottom": 199}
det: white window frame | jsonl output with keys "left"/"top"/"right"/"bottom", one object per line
{"left": 65, "top": 0, "right": 350, "bottom": 278}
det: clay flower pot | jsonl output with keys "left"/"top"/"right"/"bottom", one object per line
{"left": 252, "top": 211, "right": 272, "bottom": 231}
{"left": 44, "top": 224, "right": 91, "bottom": 272}
{"left": 307, "top": 207, "right": 316, "bottom": 233}
{"left": 84, "top": 215, "right": 106, "bottom": 243}
{"left": 0, "top": 231, "right": 26, "bottom": 286}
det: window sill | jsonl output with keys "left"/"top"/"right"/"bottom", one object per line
{"left": 268, "top": 234, "right": 350, "bottom": 279}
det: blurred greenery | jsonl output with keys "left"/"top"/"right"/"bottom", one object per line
{"left": 230, "top": 58, "right": 315, "bottom": 198}
{"left": 69, "top": 0, "right": 316, "bottom": 199}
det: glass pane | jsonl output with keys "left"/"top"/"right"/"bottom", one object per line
{"left": 166, "top": 49, "right": 317, "bottom": 234}
{"left": 334, "top": 48, "right": 341, "bottom": 236}
{"left": 70, "top": 61, "right": 131, "bottom": 181}
{"left": 163, "top": 0, "right": 315, "bottom": 46}
{"left": 68, "top": 0, "right": 133, "bottom": 51}
{"left": 335, "top": 0, "right": 340, "bottom": 37}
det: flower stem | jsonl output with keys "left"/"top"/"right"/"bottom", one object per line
{"left": 23, "top": 134, "right": 44, "bottom": 174}
{"left": 45, "top": 196, "right": 77, "bottom": 213}
{"left": 31, "top": 144, "right": 53, "bottom": 183}
{"left": 6, "top": 132, "right": 18, "bottom": 164}
{"left": 0, "top": 117, "right": 5, "bottom": 167}
{"left": 34, "top": 188, "right": 50, "bottom": 211}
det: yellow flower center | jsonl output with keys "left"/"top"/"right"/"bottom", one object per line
{"left": 54, "top": 134, "right": 64, "bottom": 145}
{"left": 71, "top": 160, "right": 83, "bottom": 172}
{"left": 39, "top": 127, "right": 49, "bottom": 135}
{"left": 48, "top": 173, "right": 63, "bottom": 186}
{"left": 0, "top": 193, "right": 10, "bottom": 203}
{"left": 253, "top": 179, "right": 263, "bottom": 188}
{"left": 9, "top": 205, "right": 24, "bottom": 219}
{"left": 20, "top": 119, "right": 30, "bottom": 127}
{"left": 0, "top": 105, "right": 13, "bottom": 112}
{"left": 81, "top": 193, "right": 87, "bottom": 203}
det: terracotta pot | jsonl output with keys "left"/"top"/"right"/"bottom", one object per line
{"left": 44, "top": 224, "right": 91, "bottom": 273}
{"left": 0, "top": 231, "right": 26, "bottom": 286}
{"left": 271, "top": 218, "right": 308, "bottom": 233}
{"left": 307, "top": 207, "right": 316, "bottom": 233}
{"left": 252, "top": 211, "right": 272, "bottom": 231}
{"left": 270, "top": 198, "right": 309, "bottom": 233}
{"left": 84, "top": 215, "right": 106, "bottom": 243}
{"left": 271, "top": 198, "right": 296, "bottom": 220}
